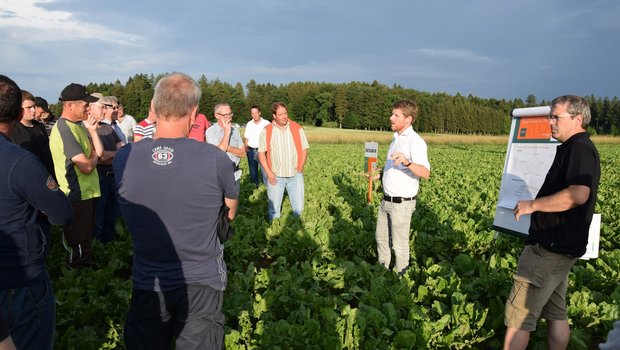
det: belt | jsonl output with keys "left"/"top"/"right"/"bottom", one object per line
{"left": 248, "top": 147, "right": 258, "bottom": 150}
{"left": 383, "top": 195, "right": 416, "bottom": 203}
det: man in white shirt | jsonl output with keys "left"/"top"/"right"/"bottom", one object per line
{"left": 244, "top": 105, "right": 270, "bottom": 187}
{"left": 375, "top": 99, "right": 430, "bottom": 275}
{"left": 116, "top": 103, "right": 137, "bottom": 142}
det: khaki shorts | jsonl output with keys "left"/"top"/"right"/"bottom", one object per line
{"left": 504, "top": 244, "right": 578, "bottom": 331}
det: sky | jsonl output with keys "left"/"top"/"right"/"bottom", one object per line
{"left": 1, "top": 0, "right": 619, "bottom": 105}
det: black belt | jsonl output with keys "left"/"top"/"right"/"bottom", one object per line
{"left": 248, "top": 147, "right": 258, "bottom": 150}
{"left": 99, "top": 170, "right": 114, "bottom": 177}
{"left": 383, "top": 195, "right": 416, "bottom": 203}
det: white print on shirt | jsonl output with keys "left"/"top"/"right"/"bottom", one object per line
{"left": 152, "top": 146, "right": 174, "bottom": 166}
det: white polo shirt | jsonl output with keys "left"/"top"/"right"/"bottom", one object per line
{"left": 382, "top": 126, "right": 430, "bottom": 197}
{"left": 244, "top": 118, "right": 271, "bottom": 148}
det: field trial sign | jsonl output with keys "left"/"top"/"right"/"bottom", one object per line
{"left": 364, "top": 142, "right": 378, "bottom": 173}
{"left": 493, "top": 106, "right": 600, "bottom": 259}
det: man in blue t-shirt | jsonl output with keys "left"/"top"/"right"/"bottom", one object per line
{"left": 114, "top": 73, "right": 238, "bottom": 350}
{"left": 0, "top": 75, "right": 73, "bottom": 350}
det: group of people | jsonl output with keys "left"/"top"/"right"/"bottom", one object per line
{"left": 0, "top": 72, "right": 311, "bottom": 349}
{"left": 0, "top": 70, "right": 613, "bottom": 349}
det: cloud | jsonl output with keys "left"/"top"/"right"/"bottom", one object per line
{"left": 410, "top": 48, "right": 495, "bottom": 64}
{"left": 236, "top": 61, "right": 367, "bottom": 79}
{"left": 0, "top": 0, "right": 142, "bottom": 45}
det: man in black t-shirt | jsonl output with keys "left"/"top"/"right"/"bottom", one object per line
{"left": 11, "top": 90, "right": 55, "bottom": 177}
{"left": 505, "top": 95, "right": 600, "bottom": 349}
{"left": 114, "top": 73, "right": 238, "bottom": 350}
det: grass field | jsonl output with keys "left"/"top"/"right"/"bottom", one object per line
{"left": 47, "top": 132, "right": 620, "bottom": 349}
{"left": 301, "top": 126, "right": 620, "bottom": 145}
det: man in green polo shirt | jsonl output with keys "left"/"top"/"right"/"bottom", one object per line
{"left": 50, "top": 83, "right": 104, "bottom": 268}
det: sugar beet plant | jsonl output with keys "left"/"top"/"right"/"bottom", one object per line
{"left": 48, "top": 143, "right": 620, "bottom": 349}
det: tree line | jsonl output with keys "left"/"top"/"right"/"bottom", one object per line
{"left": 49, "top": 73, "right": 620, "bottom": 135}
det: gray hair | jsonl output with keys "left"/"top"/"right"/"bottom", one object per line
{"left": 213, "top": 102, "right": 230, "bottom": 115}
{"left": 152, "top": 73, "right": 201, "bottom": 120}
{"left": 551, "top": 95, "right": 591, "bottom": 129}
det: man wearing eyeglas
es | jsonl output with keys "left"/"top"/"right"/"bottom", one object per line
{"left": 94, "top": 96, "right": 124, "bottom": 244}
{"left": 206, "top": 103, "right": 246, "bottom": 187}
{"left": 505, "top": 95, "right": 600, "bottom": 350}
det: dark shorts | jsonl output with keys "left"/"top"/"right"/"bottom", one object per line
{"left": 505, "top": 244, "right": 578, "bottom": 331}
{"left": 125, "top": 284, "right": 224, "bottom": 350}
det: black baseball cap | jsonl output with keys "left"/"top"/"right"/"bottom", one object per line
{"left": 58, "top": 83, "right": 99, "bottom": 102}
{"left": 35, "top": 96, "right": 52, "bottom": 113}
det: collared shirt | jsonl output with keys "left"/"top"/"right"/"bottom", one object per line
{"left": 117, "top": 114, "right": 137, "bottom": 142}
{"left": 205, "top": 123, "right": 244, "bottom": 166}
{"left": 382, "top": 126, "right": 430, "bottom": 197}
{"left": 244, "top": 117, "right": 271, "bottom": 148}
{"left": 258, "top": 123, "right": 309, "bottom": 178}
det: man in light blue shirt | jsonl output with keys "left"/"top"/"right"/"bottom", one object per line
{"left": 206, "top": 103, "right": 246, "bottom": 183}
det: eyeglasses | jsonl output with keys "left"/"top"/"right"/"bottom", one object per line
{"left": 548, "top": 113, "right": 575, "bottom": 122}
{"left": 216, "top": 112, "right": 234, "bottom": 117}
{"left": 103, "top": 105, "right": 119, "bottom": 110}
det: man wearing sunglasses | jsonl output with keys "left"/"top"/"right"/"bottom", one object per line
{"left": 506, "top": 95, "right": 600, "bottom": 349}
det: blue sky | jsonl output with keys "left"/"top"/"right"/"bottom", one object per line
{"left": 1, "top": 0, "right": 618, "bottom": 104}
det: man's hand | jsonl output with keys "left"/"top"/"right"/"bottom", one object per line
{"left": 267, "top": 172, "right": 277, "bottom": 185}
{"left": 222, "top": 118, "right": 232, "bottom": 133}
{"left": 391, "top": 152, "right": 410, "bottom": 167}
{"left": 83, "top": 115, "right": 98, "bottom": 131}
{"left": 514, "top": 200, "right": 535, "bottom": 221}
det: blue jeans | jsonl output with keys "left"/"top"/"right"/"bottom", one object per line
{"left": 266, "top": 172, "right": 304, "bottom": 220}
{"left": 0, "top": 279, "right": 55, "bottom": 350}
{"left": 94, "top": 172, "right": 119, "bottom": 243}
{"left": 246, "top": 148, "right": 266, "bottom": 186}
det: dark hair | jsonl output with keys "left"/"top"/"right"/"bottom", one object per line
{"left": 0, "top": 75, "right": 22, "bottom": 124}
{"left": 271, "top": 102, "right": 287, "bottom": 115}
{"left": 250, "top": 105, "right": 261, "bottom": 112}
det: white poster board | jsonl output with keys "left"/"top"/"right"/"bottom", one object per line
{"left": 492, "top": 106, "right": 600, "bottom": 259}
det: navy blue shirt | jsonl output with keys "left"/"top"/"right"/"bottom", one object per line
{"left": 527, "top": 132, "right": 600, "bottom": 257}
{"left": 0, "top": 133, "right": 72, "bottom": 289}
{"left": 114, "top": 138, "right": 238, "bottom": 292}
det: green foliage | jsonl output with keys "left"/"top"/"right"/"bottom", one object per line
{"left": 48, "top": 143, "right": 620, "bottom": 349}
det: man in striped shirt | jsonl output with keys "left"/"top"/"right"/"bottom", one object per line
{"left": 133, "top": 108, "right": 156, "bottom": 141}
{"left": 258, "top": 102, "right": 309, "bottom": 221}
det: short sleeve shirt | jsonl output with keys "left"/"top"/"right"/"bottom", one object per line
{"left": 258, "top": 124, "right": 309, "bottom": 177}
{"left": 49, "top": 118, "right": 100, "bottom": 201}
{"left": 382, "top": 126, "right": 430, "bottom": 197}
{"left": 205, "top": 123, "right": 244, "bottom": 165}
{"left": 113, "top": 138, "right": 238, "bottom": 292}
{"left": 527, "top": 132, "right": 600, "bottom": 257}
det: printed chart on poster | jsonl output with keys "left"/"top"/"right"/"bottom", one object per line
{"left": 492, "top": 106, "right": 600, "bottom": 259}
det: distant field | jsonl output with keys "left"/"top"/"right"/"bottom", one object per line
{"left": 301, "top": 126, "right": 620, "bottom": 145}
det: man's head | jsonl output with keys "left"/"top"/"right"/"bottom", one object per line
{"left": 549, "top": 95, "right": 590, "bottom": 142}
{"left": 117, "top": 103, "right": 125, "bottom": 121}
{"left": 59, "top": 83, "right": 99, "bottom": 122}
{"left": 250, "top": 105, "right": 261, "bottom": 121}
{"left": 214, "top": 103, "right": 233, "bottom": 126}
{"left": 271, "top": 102, "right": 288, "bottom": 127}
{"left": 100, "top": 96, "right": 119, "bottom": 122}
{"left": 390, "top": 99, "right": 418, "bottom": 134}
{"left": 152, "top": 73, "right": 200, "bottom": 121}
{"left": 21, "top": 90, "right": 37, "bottom": 123}
{"left": 0, "top": 75, "right": 22, "bottom": 128}
{"left": 34, "top": 96, "right": 52, "bottom": 121}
